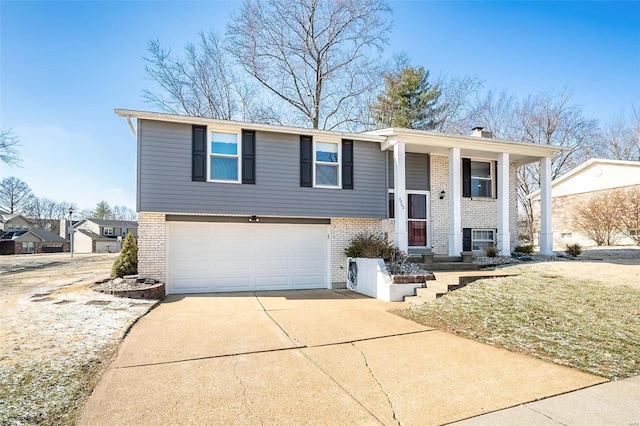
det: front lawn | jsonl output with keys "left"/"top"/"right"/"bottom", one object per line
{"left": 394, "top": 266, "right": 640, "bottom": 380}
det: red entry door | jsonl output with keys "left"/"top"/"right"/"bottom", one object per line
{"left": 408, "top": 193, "right": 427, "bottom": 247}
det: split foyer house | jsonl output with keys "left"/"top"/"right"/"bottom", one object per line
{"left": 116, "top": 109, "right": 564, "bottom": 295}
{"left": 528, "top": 158, "right": 640, "bottom": 247}
{"left": 71, "top": 218, "right": 138, "bottom": 253}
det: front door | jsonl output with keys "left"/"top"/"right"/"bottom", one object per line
{"left": 408, "top": 193, "right": 428, "bottom": 247}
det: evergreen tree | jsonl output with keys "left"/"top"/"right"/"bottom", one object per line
{"left": 93, "top": 200, "right": 113, "bottom": 220}
{"left": 370, "top": 65, "right": 442, "bottom": 130}
{"left": 112, "top": 233, "right": 138, "bottom": 278}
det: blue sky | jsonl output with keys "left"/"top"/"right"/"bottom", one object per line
{"left": 1, "top": 1, "right": 638, "bottom": 211}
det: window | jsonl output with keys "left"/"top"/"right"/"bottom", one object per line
{"left": 210, "top": 131, "right": 240, "bottom": 182}
{"left": 629, "top": 229, "right": 639, "bottom": 237}
{"left": 561, "top": 232, "right": 572, "bottom": 238}
{"left": 471, "top": 161, "right": 492, "bottom": 198}
{"left": 7, "top": 225, "right": 13, "bottom": 231}
{"left": 121, "top": 228, "right": 128, "bottom": 236}
{"left": 22, "top": 241, "right": 35, "bottom": 254}
{"left": 472, "top": 229, "right": 495, "bottom": 251}
{"left": 314, "top": 141, "right": 340, "bottom": 187}
{"left": 104, "top": 227, "right": 114, "bottom": 236}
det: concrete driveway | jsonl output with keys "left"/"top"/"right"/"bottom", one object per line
{"left": 80, "top": 290, "right": 605, "bottom": 425}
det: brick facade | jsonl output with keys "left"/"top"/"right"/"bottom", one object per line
{"left": 137, "top": 212, "right": 166, "bottom": 282}
{"left": 330, "top": 218, "right": 383, "bottom": 287}
{"left": 531, "top": 184, "right": 640, "bottom": 247}
{"left": 429, "top": 155, "right": 518, "bottom": 254}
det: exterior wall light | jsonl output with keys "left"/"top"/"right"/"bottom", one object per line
{"left": 440, "top": 190, "right": 446, "bottom": 200}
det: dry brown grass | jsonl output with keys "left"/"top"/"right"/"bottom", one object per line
{"left": 395, "top": 265, "right": 640, "bottom": 380}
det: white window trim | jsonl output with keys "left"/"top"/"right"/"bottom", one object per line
{"left": 472, "top": 228, "right": 495, "bottom": 252}
{"left": 104, "top": 227, "right": 114, "bottom": 236}
{"left": 470, "top": 159, "right": 494, "bottom": 199}
{"left": 121, "top": 228, "right": 128, "bottom": 236}
{"left": 207, "top": 128, "right": 242, "bottom": 184}
{"left": 313, "top": 139, "right": 341, "bottom": 189}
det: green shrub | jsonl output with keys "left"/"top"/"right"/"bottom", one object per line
{"left": 484, "top": 246, "right": 499, "bottom": 257}
{"left": 112, "top": 233, "right": 138, "bottom": 278}
{"left": 514, "top": 244, "right": 534, "bottom": 254}
{"left": 565, "top": 243, "right": 582, "bottom": 258}
{"left": 344, "top": 232, "right": 406, "bottom": 262}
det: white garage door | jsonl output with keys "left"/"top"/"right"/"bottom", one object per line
{"left": 167, "top": 222, "right": 329, "bottom": 294}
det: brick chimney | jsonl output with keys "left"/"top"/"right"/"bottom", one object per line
{"left": 471, "top": 126, "right": 494, "bottom": 138}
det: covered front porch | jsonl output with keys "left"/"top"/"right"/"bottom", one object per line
{"left": 366, "top": 128, "right": 566, "bottom": 256}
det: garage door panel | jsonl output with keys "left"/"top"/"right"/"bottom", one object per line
{"left": 167, "top": 222, "right": 329, "bottom": 294}
{"left": 212, "top": 277, "right": 252, "bottom": 291}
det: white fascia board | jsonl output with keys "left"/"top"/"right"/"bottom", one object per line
{"left": 527, "top": 158, "right": 640, "bottom": 200}
{"left": 114, "top": 109, "right": 387, "bottom": 143}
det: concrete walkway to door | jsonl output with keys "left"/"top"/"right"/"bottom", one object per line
{"left": 80, "top": 289, "right": 605, "bottom": 425}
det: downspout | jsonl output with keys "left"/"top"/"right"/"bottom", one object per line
{"left": 126, "top": 115, "right": 137, "bottom": 139}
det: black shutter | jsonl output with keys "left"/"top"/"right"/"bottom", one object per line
{"left": 493, "top": 160, "right": 498, "bottom": 199}
{"left": 342, "top": 139, "right": 354, "bottom": 189}
{"left": 242, "top": 130, "right": 256, "bottom": 184}
{"left": 462, "top": 158, "right": 471, "bottom": 198}
{"left": 300, "top": 135, "right": 313, "bottom": 187}
{"left": 192, "top": 125, "right": 207, "bottom": 182}
{"left": 463, "top": 228, "right": 472, "bottom": 252}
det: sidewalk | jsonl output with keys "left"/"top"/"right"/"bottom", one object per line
{"left": 452, "top": 375, "right": 640, "bottom": 425}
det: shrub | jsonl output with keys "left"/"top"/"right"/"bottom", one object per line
{"left": 344, "top": 232, "right": 406, "bottom": 262}
{"left": 513, "top": 244, "right": 534, "bottom": 254}
{"left": 484, "top": 246, "right": 499, "bottom": 258}
{"left": 112, "top": 233, "right": 138, "bottom": 278}
{"left": 565, "top": 243, "right": 582, "bottom": 258}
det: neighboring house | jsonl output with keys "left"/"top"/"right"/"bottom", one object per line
{"left": 0, "top": 228, "right": 68, "bottom": 255}
{"left": 528, "top": 158, "right": 640, "bottom": 247}
{"left": 116, "top": 109, "right": 563, "bottom": 295}
{"left": 72, "top": 219, "right": 138, "bottom": 253}
{"left": 0, "top": 211, "right": 33, "bottom": 234}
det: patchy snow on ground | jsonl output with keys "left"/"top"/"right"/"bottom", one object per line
{"left": 0, "top": 260, "right": 55, "bottom": 274}
{"left": 0, "top": 287, "right": 156, "bottom": 425}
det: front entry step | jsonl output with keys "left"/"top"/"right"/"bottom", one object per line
{"left": 417, "top": 262, "right": 481, "bottom": 271}
{"left": 405, "top": 271, "right": 518, "bottom": 305}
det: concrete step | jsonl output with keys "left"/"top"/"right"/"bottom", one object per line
{"left": 404, "top": 295, "right": 430, "bottom": 305}
{"left": 426, "top": 281, "right": 467, "bottom": 292}
{"left": 415, "top": 287, "right": 447, "bottom": 301}
{"left": 433, "top": 256, "right": 463, "bottom": 263}
{"left": 418, "top": 263, "right": 481, "bottom": 271}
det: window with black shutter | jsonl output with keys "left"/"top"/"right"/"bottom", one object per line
{"left": 192, "top": 125, "right": 207, "bottom": 182}
{"left": 342, "top": 139, "right": 353, "bottom": 189}
{"left": 300, "top": 135, "right": 313, "bottom": 187}
{"left": 242, "top": 130, "right": 256, "bottom": 184}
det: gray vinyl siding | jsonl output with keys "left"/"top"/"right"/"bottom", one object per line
{"left": 387, "top": 152, "right": 430, "bottom": 191}
{"left": 138, "top": 120, "right": 386, "bottom": 218}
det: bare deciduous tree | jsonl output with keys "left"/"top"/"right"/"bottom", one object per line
{"left": 25, "top": 198, "right": 77, "bottom": 233}
{"left": 573, "top": 191, "right": 624, "bottom": 246}
{"left": 227, "top": 0, "right": 392, "bottom": 130}
{"left": 144, "top": 31, "right": 245, "bottom": 120}
{"left": 112, "top": 205, "right": 137, "bottom": 221}
{"left": 471, "top": 88, "right": 597, "bottom": 242}
{"left": 618, "top": 187, "right": 640, "bottom": 245}
{"left": 0, "top": 129, "right": 21, "bottom": 167}
{"left": 432, "top": 74, "right": 484, "bottom": 134}
{"left": 587, "top": 110, "right": 640, "bottom": 161}
{"left": 0, "top": 177, "right": 33, "bottom": 214}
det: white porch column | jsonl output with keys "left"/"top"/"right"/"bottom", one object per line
{"left": 448, "top": 147, "right": 462, "bottom": 255}
{"left": 393, "top": 142, "right": 408, "bottom": 251}
{"left": 539, "top": 156, "right": 554, "bottom": 254}
{"left": 497, "top": 152, "right": 511, "bottom": 256}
